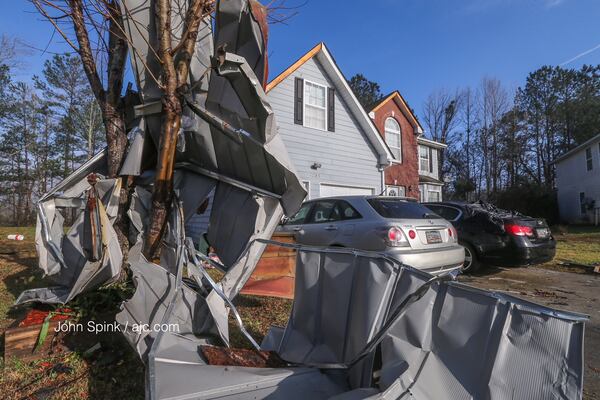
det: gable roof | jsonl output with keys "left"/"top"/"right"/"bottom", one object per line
{"left": 266, "top": 43, "right": 393, "bottom": 166}
{"left": 371, "top": 91, "right": 424, "bottom": 135}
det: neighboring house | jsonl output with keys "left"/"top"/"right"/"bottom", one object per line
{"left": 553, "top": 133, "right": 600, "bottom": 224}
{"left": 417, "top": 136, "right": 446, "bottom": 202}
{"left": 265, "top": 43, "right": 393, "bottom": 199}
{"left": 369, "top": 92, "right": 447, "bottom": 201}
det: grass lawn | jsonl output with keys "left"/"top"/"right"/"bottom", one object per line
{"left": 0, "top": 224, "right": 597, "bottom": 398}
{"left": 540, "top": 225, "right": 600, "bottom": 271}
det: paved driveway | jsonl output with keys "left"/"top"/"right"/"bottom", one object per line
{"left": 460, "top": 267, "right": 600, "bottom": 400}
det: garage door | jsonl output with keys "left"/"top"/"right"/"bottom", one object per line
{"left": 319, "top": 183, "right": 375, "bottom": 198}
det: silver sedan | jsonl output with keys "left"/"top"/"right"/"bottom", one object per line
{"left": 278, "top": 196, "right": 465, "bottom": 275}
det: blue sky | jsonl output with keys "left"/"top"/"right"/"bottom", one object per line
{"left": 2, "top": 0, "right": 600, "bottom": 117}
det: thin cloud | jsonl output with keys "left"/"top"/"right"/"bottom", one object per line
{"left": 560, "top": 43, "right": 600, "bottom": 66}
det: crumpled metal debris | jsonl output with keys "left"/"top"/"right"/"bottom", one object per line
{"left": 18, "top": 0, "right": 588, "bottom": 399}
{"left": 16, "top": 151, "right": 123, "bottom": 304}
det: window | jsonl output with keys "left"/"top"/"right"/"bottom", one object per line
{"left": 287, "top": 203, "right": 312, "bottom": 225}
{"left": 586, "top": 148, "right": 593, "bottom": 171}
{"left": 385, "top": 118, "right": 402, "bottom": 161}
{"left": 426, "top": 205, "right": 461, "bottom": 221}
{"left": 428, "top": 190, "right": 441, "bottom": 202}
{"left": 367, "top": 198, "right": 438, "bottom": 219}
{"left": 307, "top": 201, "right": 341, "bottom": 223}
{"left": 337, "top": 201, "right": 362, "bottom": 220}
{"left": 386, "top": 185, "right": 406, "bottom": 197}
{"left": 419, "top": 145, "right": 430, "bottom": 172}
{"left": 304, "top": 81, "right": 327, "bottom": 130}
{"left": 580, "top": 192, "right": 586, "bottom": 215}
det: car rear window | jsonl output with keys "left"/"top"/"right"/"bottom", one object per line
{"left": 367, "top": 198, "right": 440, "bottom": 219}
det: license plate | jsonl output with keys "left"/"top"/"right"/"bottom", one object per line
{"left": 426, "top": 231, "right": 442, "bottom": 244}
{"left": 536, "top": 228, "right": 549, "bottom": 238}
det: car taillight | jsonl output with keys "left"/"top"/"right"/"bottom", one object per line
{"left": 447, "top": 227, "right": 457, "bottom": 242}
{"left": 408, "top": 230, "right": 416, "bottom": 239}
{"left": 504, "top": 223, "right": 534, "bottom": 237}
{"left": 386, "top": 227, "right": 409, "bottom": 247}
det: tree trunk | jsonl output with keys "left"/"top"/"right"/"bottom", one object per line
{"left": 143, "top": 0, "right": 181, "bottom": 259}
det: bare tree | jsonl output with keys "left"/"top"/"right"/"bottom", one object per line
{"left": 478, "top": 77, "right": 509, "bottom": 195}
{"left": 0, "top": 34, "right": 26, "bottom": 68}
{"left": 422, "top": 89, "right": 462, "bottom": 180}
{"left": 459, "top": 87, "right": 478, "bottom": 185}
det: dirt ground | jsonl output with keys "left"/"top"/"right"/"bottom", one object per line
{"left": 461, "top": 266, "right": 600, "bottom": 400}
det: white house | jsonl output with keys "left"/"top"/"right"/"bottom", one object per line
{"left": 265, "top": 43, "right": 393, "bottom": 199}
{"left": 554, "top": 133, "right": 600, "bottom": 224}
{"left": 417, "top": 137, "right": 446, "bottom": 202}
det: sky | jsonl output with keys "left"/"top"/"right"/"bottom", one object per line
{"left": 2, "top": 0, "right": 600, "bottom": 119}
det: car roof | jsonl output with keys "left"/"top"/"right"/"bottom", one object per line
{"left": 303, "top": 195, "right": 418, "bottom": 203}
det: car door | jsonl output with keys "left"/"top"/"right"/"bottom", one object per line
{"left": 280, "top": 202, "right": 313, "bottom": 239}
{"left": 332, "top": 200, "right": 363, "bottom": 247}
{"left": 300, "top": 200, "right": 343, "bottom": 246}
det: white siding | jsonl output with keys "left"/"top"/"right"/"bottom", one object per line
{"left": 556, "top": 139, "right": 600, "bottom": 223}
{"left": 267, "top": 57, "right": 383, "bottom": 200}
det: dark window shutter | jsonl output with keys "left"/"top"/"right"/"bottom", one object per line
{"left": 294, "top": 78, "right": 304, "bottom": 125}
{"left": 327, "top": 87, "right": 335, "bottom": 132}
{"left": 429, "top": 148, "right": 434, "bottom": 173}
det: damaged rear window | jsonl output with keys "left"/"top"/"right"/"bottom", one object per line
{"left": 367, "top": 198, "right": 440, "bottom": 219}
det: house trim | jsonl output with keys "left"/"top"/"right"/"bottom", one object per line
{"left": 266, "top": 42, "right": 393, "bottom": 167}
{"left": 417, "top": 136, "right": 447, "bottom": 149}
{"left": 371, "top": 91, "right": 424, "bottom": 135}
{"left": 266, "top": 43, "right": 323, "bottom": 93}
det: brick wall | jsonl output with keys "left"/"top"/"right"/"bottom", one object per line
{"left": 371, "top": 98, "right": 420, "bottom": 199}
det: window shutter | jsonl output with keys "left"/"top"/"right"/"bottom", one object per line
{"left": 429, "top": 148, "right": 434, "bottom": 173}
{"left": 327, "top": 87, "right": 335, "bottom": 132}
{"left": 294, "top": 78, "right": 304, "bottom": 125}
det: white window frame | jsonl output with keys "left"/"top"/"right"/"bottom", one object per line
{"left": 419, "top": 145, "right": 430, "bottom": 172}
{"left": 303, "top": 79, "right": 328, "bottom": 131}
{"left": 586, "top": 147, "right": 593, "bottom": 171}
{"left": 384, "top": 118, "right": 402, "bottom": 162}
{"left": 427, "top": 190, "right": 441, "bottom": 202}
{"left": 302, "top": 181, "right": 311, "bottom": 199}
{"left": 386, "top": 185, "right": 406, "bottom": 197}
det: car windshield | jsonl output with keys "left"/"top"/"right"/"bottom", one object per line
{"left": 367, "top": 198, "right": 441, "bottom": 219}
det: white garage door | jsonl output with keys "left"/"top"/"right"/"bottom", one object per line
{"left": 319, "top": 183, "right": 375, "bottom": 198}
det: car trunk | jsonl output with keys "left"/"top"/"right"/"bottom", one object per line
{"left": 394, "top": 219, "right": 454, "bottom": 250}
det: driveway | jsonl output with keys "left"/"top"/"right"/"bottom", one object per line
{"left": 460, "top": 267, "right": 600, "bottom": 400}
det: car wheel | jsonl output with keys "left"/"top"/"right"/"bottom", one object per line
{"left": 460, "top": 242, "right": 480, "bottom": 273}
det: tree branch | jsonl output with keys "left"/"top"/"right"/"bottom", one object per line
{"left": 69, "top": 0, "right": 106, "bottom": 105}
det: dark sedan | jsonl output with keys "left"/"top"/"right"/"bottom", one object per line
{"left": 423, "top": 201, "right": 556, "bottom": 272}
